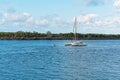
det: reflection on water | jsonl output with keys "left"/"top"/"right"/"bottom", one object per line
{"left": 0, "top": 40, "right": 120, "bottom": 80}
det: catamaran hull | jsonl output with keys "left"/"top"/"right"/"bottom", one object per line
{"left": 65, "top": 44, "right": 86, "bottom": 46}
{"left": 65, "top": 41, "right": 87, "bottom": 46}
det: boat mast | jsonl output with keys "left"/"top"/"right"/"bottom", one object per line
{"left": 73, "top": 17, "right": 77, "bottom": 40}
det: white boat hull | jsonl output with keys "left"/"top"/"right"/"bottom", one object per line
{"left": 65, "top": 41, "right": 86, "bottom": 46}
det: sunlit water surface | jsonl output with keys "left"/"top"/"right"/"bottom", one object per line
{"left": 0, "top": 40, "right": 120, "bottom": 80}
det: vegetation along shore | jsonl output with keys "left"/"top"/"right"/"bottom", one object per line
{"left": 0, "top": 31, "right": 120, "bottom": 40}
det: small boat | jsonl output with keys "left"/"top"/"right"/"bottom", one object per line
{"left": 65, "top": 41, "right": 86, "bottom": 46}
{"left": 65, "top": 40, "right": 86, "bottom": 46}
{"left": 65, "top": 17, "right": 87, "bottom": 46}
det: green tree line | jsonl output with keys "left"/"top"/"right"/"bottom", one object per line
{"left": 0, "top": 31, "right": 120, "bottom": 40}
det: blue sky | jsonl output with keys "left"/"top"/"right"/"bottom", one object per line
{"left": 0, "top": 0, "right": 120, "bottom": 34}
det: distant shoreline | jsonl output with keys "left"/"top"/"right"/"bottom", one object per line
{"left": 0, "top": 37, "right": 120, "bottom": 40}
{"left": 0, "top": 31, "right": 120, "bottom": 40}
{"left": 0, "top": 38, "right": 120, "bottom": 40}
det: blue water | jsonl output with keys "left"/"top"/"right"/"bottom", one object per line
{"left": 0, "top": 40, "right": 120, "bottom": 80}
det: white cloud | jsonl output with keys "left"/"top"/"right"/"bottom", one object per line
{"left": 114, "top": 0, "right": 120, "bottom": 8}
{"left": 72, "top": 14, "right": 120, "bottom": 33}
{"left": 72, "top": 15, "right": 120, "bottom": 34}
{"left": 50, "top": 17, "right": 68, "bottom": 27}
{"left": 3, "top": 13, "right": 31, "bottom": 22}
{"left": 83, "top": 17, "right": 120, "bottom": 28}
{"left": 1, "top": 12, "right": 49, "bottom": 27}
{"left": 13, "top": 22, "right": 20, "bottom": 26}
{"left": 103, "top": 17, "right": 120, "bottom": 26}
{"left": 0, "top": 12, "right": 68, "bottom": 28}
{"left": 76, "top": 14, "right": 99, "bottom": 23}
{"left": 35, "top": 19, "right": 48, "bottom": 26}
{"left": 25, "top": 17, "right": 35, "bottom": 25}
{"left": 0, "top": 18, "right": 5, "bottom": 24}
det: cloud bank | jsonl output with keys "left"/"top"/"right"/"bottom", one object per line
{"left": 1, "top": 10, "right": 120, "bottom": 33}
{"left": 114, "top": 0, "right": 120, "bottom": 8}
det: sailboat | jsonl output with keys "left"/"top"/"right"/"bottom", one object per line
{"left": 65, "top": 17, "right": 86, "bottom": 46}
